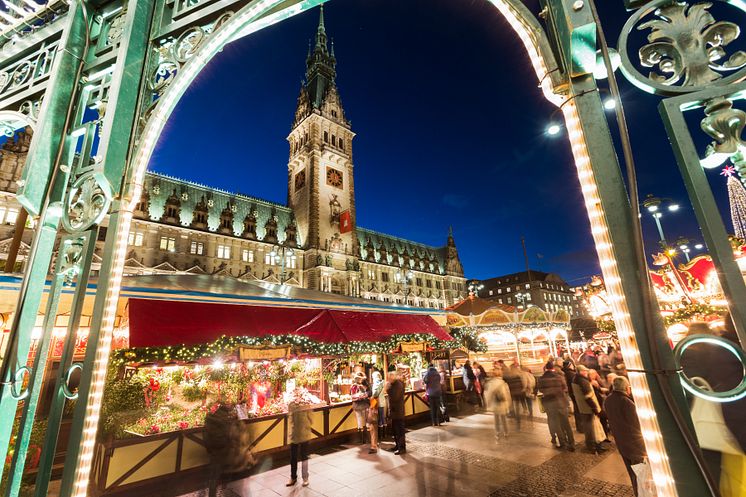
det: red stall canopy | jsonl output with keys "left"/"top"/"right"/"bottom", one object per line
{"left": 127, "top": 298, "right": 451, "bottom": 348}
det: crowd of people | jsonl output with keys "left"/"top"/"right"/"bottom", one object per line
{"left": 202, "top": 346, "right": 648, "bottom": 497}
{"left": 471, "top": 346, "right": 648, "bottom": 496}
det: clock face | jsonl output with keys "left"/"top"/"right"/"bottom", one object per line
{"left": 326, "top": 167, "right": 343, "bottom": 189}
{"left": 294, "top": 169, "right": 306, "bottom": 191}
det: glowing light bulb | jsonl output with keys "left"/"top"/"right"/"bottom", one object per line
{"left": 546, "top": 124, "right": 562, "bottom": 136}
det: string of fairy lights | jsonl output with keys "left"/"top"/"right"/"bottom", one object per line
{"left": 111, "top": 328, "right": 486, "bottom": 366}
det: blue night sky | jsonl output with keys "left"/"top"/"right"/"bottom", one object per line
{"left": 149, "top": 0, "right": 735, "bottom": 284}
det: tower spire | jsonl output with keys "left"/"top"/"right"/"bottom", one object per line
{"left": 304, "top": 4, "right": 337, "bottom": 109}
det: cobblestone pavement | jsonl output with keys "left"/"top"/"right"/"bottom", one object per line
{"left": 183, "top": 412, "right": 634, "bottom": 497}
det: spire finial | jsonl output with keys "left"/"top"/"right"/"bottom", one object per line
{"left": 449, "top": 226, "right": 453, "bottom": 237}
{"left": 318, "top": 4, "right": 325, "bottom": 32}
{"left": 331, "top": 38, "right": 335, "bottom": 57}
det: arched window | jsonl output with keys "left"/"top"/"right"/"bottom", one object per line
{"left": 339, "top": 138, "right": 344, "bottom": 150}
{"left": 324, "top": 131, "right": 328, "bottom": 143}
{"left": 331, "top": 135, "right": 336, "bottom": 146}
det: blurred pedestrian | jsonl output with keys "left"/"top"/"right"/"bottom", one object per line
{"left": 521, "top": 366, "right": 536, "bottom": 419}
{"left": 505, "top": 364, "right": 528, "bottom": 429}
{"left": 604, "top": 376, "right": 646, "bottom": 495}
{"left": 538, "top": 362, "right": 575, "bottom": 451}
{"left": 572, "top": 365, "right": 606, "bottom": 454}
{"left": 372, "top": 370, "right": 387, "bottom": 440}
{"left": 204, "top": 403, "right": 236, "bottom": 497}
{"left": 474, "top": 362, "right": 487, "bottom": 408}
{"left": 563, "top": 360, "right": 582, "bottom": 432}
{"left": 351, "top": 371, "right": 371, "bottom": 444}
{"left": 386, "top": 369, "right": 407, "bottom": 455}
{"left": 424, "top": 363, "right": 443, "bottom": 426}
{"left": 485, "top": 369, "right": 511, "bottom": 441}
{"left": 286, "top": 397, "right": 313, "bottom": 487}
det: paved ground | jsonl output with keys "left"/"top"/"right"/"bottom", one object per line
{"left": 186, "top": 412, "right": 634, "bottom": 497}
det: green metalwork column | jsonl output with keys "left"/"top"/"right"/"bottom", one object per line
{"left": 542, "top": 0, "right": 713, "bottom": 494}
{"left": 0, "top": 1, "right": 91, "bottom": 486}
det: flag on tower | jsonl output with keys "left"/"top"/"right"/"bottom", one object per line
{"left": 339, "top": 210, "right": 352, "bottom": 233}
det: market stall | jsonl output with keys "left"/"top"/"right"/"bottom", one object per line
{"left": 91, "top": 283, "right": 468, "bottom": 497}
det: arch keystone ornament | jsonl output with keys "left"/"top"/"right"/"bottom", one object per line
{"left": 0, "top": 0, "right": 719, "bottom": 496}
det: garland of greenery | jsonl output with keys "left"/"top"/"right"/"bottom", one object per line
{"left": 593, "top": 303, "right": 727, "bottom": 333}
{"left": 662, "top": 303, "right": 728, "bottom": 327}
{"left": 111, "top": 328, "right": 486, "bottom": 367}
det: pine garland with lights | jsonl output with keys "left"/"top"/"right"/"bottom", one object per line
{"left": 662, "top": 303, "right": 728, "bottom": 327}
{"left": 112, "top": 329, "right": 484, "bottom": 367}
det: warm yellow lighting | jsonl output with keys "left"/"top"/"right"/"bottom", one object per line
{"left": 561, "top": 100, "right": 677, "bottom": 497}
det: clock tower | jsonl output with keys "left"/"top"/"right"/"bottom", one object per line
{"left": 287, "top": 7, "right": 359, "bottom": 293}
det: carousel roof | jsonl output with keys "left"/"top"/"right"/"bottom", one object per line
{"left": 447, "top": 296, "right": 515, "bottom": 316}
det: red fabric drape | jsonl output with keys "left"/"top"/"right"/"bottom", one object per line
{"left": 127, "top": 298, "right": 449, "bottom": 348}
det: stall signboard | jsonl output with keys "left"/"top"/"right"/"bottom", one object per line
{"left": 592, "top": 332, "right": 612, "bottom": 341}
{"left": 399, "top": 342, "right": 426, "bottom": 353}
{"left": 238, "top": 345, "right": 291, "bottom": 361}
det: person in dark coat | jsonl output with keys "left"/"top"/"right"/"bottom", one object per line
{"left": 505, "top": 365, "right": 528, "bottom": 429}
{"left": 386, "top": 370, "right": 407, "bottom": 455}
{"left": 423, "top": 364, "right": 443, "bottom": 426}
{"left": 462, "top": 361, "right": 476, "bottom": 402}
{"left": 204, "top": 404, "right": 236, "bottom": 497}
{"left": 604, "top": 376, "right": 646, "bottom": 496}
{"left": 571, "top": 365, "right": 605, "bottom": 454}
{"left": 538, "top": 362, "right": 575, "bottom": 451}
{"left": 563, "top": 360, "right": 583, "bottom": 433}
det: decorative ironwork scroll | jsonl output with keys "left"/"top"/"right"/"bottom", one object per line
{"left": 619, "top": 0, "right": 746, "bottom": 95}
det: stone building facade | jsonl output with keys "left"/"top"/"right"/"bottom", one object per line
{"left": 475, "top": 270, "right": 580, "bottom": 317}
{"left": 0, "top": 9, "right": 467, "bottom": 309}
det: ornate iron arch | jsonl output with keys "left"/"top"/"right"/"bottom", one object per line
{"left": 0, "top": 0, "right": 721, "bottom": 496}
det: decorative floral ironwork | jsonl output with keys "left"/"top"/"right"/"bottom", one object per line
{"left": 700, "top": 97, "right": 746, "bottom": 168}
{"left": 62, "top": 172, "right": 112, "bottom": 234}
{"left": 619, "top": 0, "right": 746, "bottom": 94}
{"left": 638, "top": 2, "right": 745, "bottom": 87}
{"left": 106, "top": 13, "right": 127, "bottom": 46}
{"left": 143, "top": 12, "right": 233, "bottom": 120}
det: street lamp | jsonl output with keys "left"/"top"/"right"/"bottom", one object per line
{"left": 675, "top": 237, "right": 706, "bottom": 262}
{"left": 515, "top": 292, "right": 529, "bottom": 309}
{"left": 641, "top": 194, "right": 680, "bottom": 246}
{"left": 270, "top": 246, "right": 294, "bottom": 284}
{"left": 397, "top": 269, "right": 413, "bottom": 305}
{"left": 467, "top": 280, "right": 484, "bottom": 297}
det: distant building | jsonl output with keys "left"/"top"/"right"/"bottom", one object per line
{"left": 474, "top": 270, "right": 582, "bottom": 317}
{"left": 0, "top": 8, "right": 467, "bottom": 309}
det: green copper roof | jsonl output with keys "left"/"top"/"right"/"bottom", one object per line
{"left": 356, "top": 227, "right": 446, "bottom": 274}
{"left": 143, "top": 172, "right": 301, "bottom": 245}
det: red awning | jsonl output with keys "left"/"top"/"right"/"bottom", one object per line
{"left": 127, "top": 298, "right": 450, "bottom": 348}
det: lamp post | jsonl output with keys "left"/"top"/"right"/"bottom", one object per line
{"left": 270, "top": 246, "right": 294, "bottom": 285}
{"left": 397, "top": 269, "right": 413, "bottom": 305}
{"left": 467, "top": 280, "right": 483, "bottom": 297}
{"left": 641, "top": 195, "right": 680, "bottom": 246}
{"left": 515, "top": 291, "right": 529, "bottom": 309}
{"left": 674, "top": 237, "right": 706, "bottom": 263}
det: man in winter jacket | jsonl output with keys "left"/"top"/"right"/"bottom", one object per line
{"left": 604, "top": 376, "right": 646, "bottom": 495}
{"left": 537, "top": 362, "right": 575, "bottom": 451}
{"left": 571, "top": 365, "right": 606, "bottom": 453}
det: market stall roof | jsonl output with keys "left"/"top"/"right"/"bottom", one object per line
{"left": 128, "top": 298, "right": 451, "bottom": 348}
{"left": 0, "top": 273, "right": 445, "bottom": 316}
